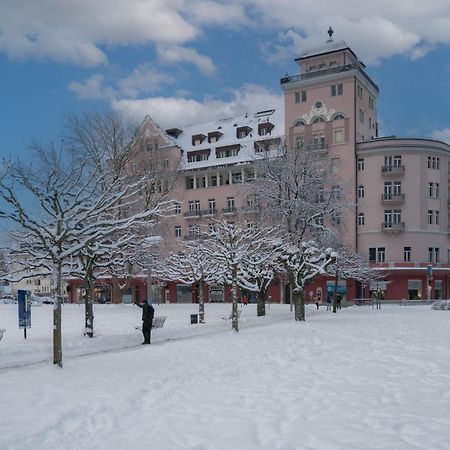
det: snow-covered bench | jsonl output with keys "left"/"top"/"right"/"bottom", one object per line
{"left": 152, "top": 316, "right": 166, "bottom": 329}
{"left": 135, "top": 316, "right": 166, "bottom": 331}
{"left": 0, "top": 329, "right": 5, "bottom": 342}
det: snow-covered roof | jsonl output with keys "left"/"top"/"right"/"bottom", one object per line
{"left": 296, "top": 40, "right": 354, "bottom": 61}
{"left": 170, "top": 108, "right": 284, "bottom": 170}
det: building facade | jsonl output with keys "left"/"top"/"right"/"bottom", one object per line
{"left": 66, "top": 33, "right": 450, "bottom": 304}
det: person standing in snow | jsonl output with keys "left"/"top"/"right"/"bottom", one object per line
{"left": 135, "top": 299, "right": 155, "bottom": 344}
{"left": 337, "top": 293, "right": 342, "bottom": 310}
{"left": 326, "top": 293, "right": 332, "bottom": 311}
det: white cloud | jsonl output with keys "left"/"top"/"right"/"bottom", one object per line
{"left": 0, "top": 0, "right": 198, "bottom": 66}
{"left": 157, "top": 45, "right": 217, "bottom": 76}
{"left": 69, "top": 65, "right": 175, "bottom": 100}
{"left": 2, "top": 1, "right": 450, "bottom": 67}
{"left": 188, "top": 1, "right": 249, "bottom": 26}
{"left": 247, "top": 0, "right": 450, "bottom": 63}
{"left": 68, "top": 74, "right": 112, "bottom": 100}
{"left": 431, "top": 128, "right": 450, "bottom": 144}
{"left": 117, "top": 65, "right": 175, "bottom": 98}
{"left": 111, "top": 83, "right": 283, "bottom": 128}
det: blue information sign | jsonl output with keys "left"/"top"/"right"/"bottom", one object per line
{"left": 18, "top": 289, "right": 31, "bottom": 329}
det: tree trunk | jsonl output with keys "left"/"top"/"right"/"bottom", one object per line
{"left": 257, "top": 289, "right": 266, "bottom": 316}
{"left": 231, "top": 275, "right": 239, "bottom": 332}
{"left": 198, "top": 277, "right": 205, "bottom": 324}
{"left": 294, "top": 290, "right": 305, "bottom": 321}
{"left": 53, "top": 262, "right": 63, "bottom": 367}
{"left": 85, "top": 276, "right": 95, "bottom": 338}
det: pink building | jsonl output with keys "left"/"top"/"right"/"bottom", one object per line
{"left": 67, "top": 32, "right": 450, "bottom": 304}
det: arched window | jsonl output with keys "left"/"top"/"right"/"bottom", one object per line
{"left": 332, "top": 112, "right": 346, "bottom": 120}
{"left": 311, "top": 116, "right": 326, "bottom": 124}
{"left": 358, "top": 185, "right": 365, "bottom": 198}
{"left": 294, "top": 119, "right": 306, "bottom": 127}
{"left": 358, "top": 213, "right": 365, "bottom": 226}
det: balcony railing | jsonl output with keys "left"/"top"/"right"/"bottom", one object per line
{"left": 243, "top": 205, "right": 260, "bottom": 214}
{"left": 222, "top": 206, "right": 237, "bottom": 215}
{"left": 381, "top": 165, "right": 405, "bottom": 175}
{"left": 280, "top": 63, "right": 379, "bottom": 92}
{"left": 381, "top": 193, "right": 405, "bottom": 204}
{"left": 183, "top": 210, "right": 202, "bottom": 218}
{"left": 381, "top": 222, "right": 405, "bottom": 233}
{"left": 202, "top": 208, "right": 217, "bottom": 216}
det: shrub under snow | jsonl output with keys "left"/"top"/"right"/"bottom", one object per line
{"left": 431, "top": 300, "right": 450, "bottom": 310}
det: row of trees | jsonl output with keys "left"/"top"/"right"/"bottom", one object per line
{"left": 0, "top": 110, "right": 378, "bottom": 366}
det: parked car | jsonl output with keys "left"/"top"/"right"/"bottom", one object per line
{"left": 1, "top": 295, "right": 16, "bottom": 304}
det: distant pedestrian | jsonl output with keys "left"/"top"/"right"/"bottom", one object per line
{"left": 135, "top": 299, "right": 154, "bottom": 344}
{"left": 242, "top": 295, "right": 248, "bottom": 305}
{"left": 337, "top": 293, "right": 342, "bottom": 310}
{"left": 326, "top": 293, "right": 332, "bottom": 311}
{"left": 314, "top": 294, "right": 321, "bottom": 310}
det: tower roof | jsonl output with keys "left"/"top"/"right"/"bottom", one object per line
{"left": 295, "top": 40, "right": 356, "bottom": 62}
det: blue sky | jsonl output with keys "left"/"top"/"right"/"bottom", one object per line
{"left": 1, "top": 1, "right": 450, "bottom": 159}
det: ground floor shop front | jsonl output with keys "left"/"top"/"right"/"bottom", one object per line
{"left": 66, "top": 265, "right": 450, "bottom": 305}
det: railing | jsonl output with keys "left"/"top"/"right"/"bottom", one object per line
{"left": 222, "top": 206, "right": 237, "bottom": 214}
{"left": 381, "top": 165, "right": 405, "bottom": 174}
{"left": 183, "top": 210, "right": 202, "bottom": 218}
{"left": 381, "top": 222, "right": 405, "bottom": 232}
{"left": 381, "top": 193, "right": 405, "bottom": 203}
{"left": 280, "top": 63, "right": 379, "bottom": 92}
{"left": 202, "top": 208, "right": 217, "bottom": 216}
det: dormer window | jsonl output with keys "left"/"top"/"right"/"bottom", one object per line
{"left": 165, "top": 128, "right": 183, "bottom": 138}
{"left": 216, "top": 144, "right": 240, "bottom": 159}
{"left": 187, "top": 149, "right": 210, "bottom": 163}
{"left": 192, "top": 134, "right": 206, "bottom": 146}
{"left": 258, "top": 122, "right": 274, "bottom": 136}
{"left": 236, "top": 126, "right": 252, "bottom": 139}
{"left": 208, "top": 131, "right": 223, "bottom": 143}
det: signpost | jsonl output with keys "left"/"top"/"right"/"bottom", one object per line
{"left": 18, "top": 289, "right": 31, "bottom": 339}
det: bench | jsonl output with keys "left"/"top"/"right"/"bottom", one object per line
{"left": 134, "top": 317, "right": 167, "bottom": 331}
{"left": 152, "top": 316, "right": 166, "bottom": 329}
{"left": 222, "top": 309, "right": 242, "bottom": 321}
{"left": 0, "top": 329, "right": 5, "bottom": 342}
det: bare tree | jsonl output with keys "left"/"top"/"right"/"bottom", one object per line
{"left": 156, "top": 241, "right": 223, "bottom": 324}
{"left": 0, "top": 149, "right": 171, "bottom": 366}
{"left": 201, "top": 220, "right": 277, "bottom": 332}
{"left": 278, "top": 240, "right": 337, "bottom": 321}
{"left": 249, "top": 144, "right": 345, "bottom": 320}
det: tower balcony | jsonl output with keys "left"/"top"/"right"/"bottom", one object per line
{"left": 381, "top": 193, "right": 405, "bottom": 204}
{"left": 381, "top": 165, "right": 405, "bottom": 176}
{"left": 381, "top": 222, "right": 405, "bottom": 233}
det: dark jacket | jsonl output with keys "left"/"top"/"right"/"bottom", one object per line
{"left": 136, "top": 302, "right": 155, "bottom": 322}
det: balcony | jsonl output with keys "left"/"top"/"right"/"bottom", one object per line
{"left": 222, "top": 206, "right": 237, "bottom": 215}
{"left": 381, "top": 165, "right": 405, "bottom": 176}
{"left": 381, "top": 193, "right": 405, "bottom": 204}
{"left": 305, "top": 142, "right": 328, "bottom": 154}
{"left": 243, "top": 205, "right": 260, "bottom": 214}
{"left": 202, "top": 208, "right": 217, "bottom": 217}
{"left": 183, "top": 210, "right": 202, "bottom": 219}
{"left": 280, "top": 63, "right": 379, "bottom": 93}
{"left": 381, "top": 222, "right": 405, "bottom": 233}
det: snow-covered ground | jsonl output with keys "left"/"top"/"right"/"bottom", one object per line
{"left": 1, "top": 302, "right": 449, "bottom": 450}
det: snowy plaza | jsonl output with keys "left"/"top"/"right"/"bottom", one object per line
{"left": 1, "top": 302, "right": 450, "bottom": 450}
